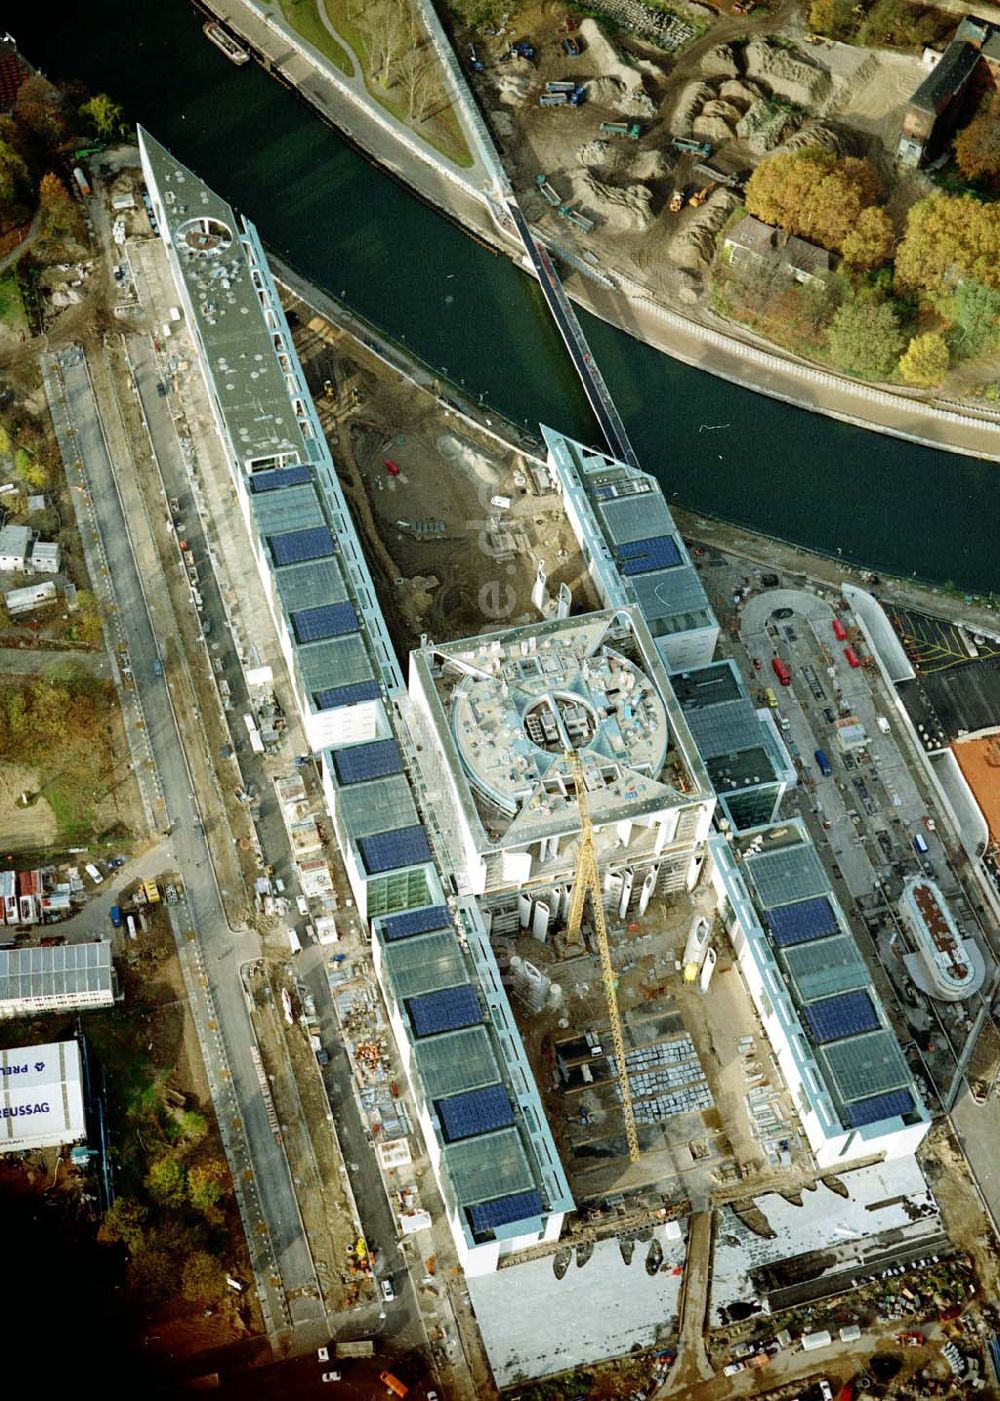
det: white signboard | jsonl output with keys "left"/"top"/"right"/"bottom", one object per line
{"left": 0, "top": 1040, "right": 85, "bottom": 1154}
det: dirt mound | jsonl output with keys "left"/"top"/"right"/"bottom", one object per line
{"left": 743, "top": 38, "right": 831, "bottom": 106}
{"left": 587, "top": 75, "right": 626, "bottom": 108}
{"left": 579, "top": 17, "right": 649, "bottom": 86}
{"left": 669, "top": 190, "right": 735, "bottom": 273}
{"left": 577, "top": 138, "right": 613, "bottom": 166}
{"left": 737, "top": 96, "right": 800, "bottom": 152}
{"left": 631, "top": 149, "right": 669, "bottom": 180}
{"left": 719, "top": 78, "right": 763, "bottom": 108}
{"left": 700, "top": 43, "right": 740, "bottom": 78}
{"left": 776, "top": 118, "right": 854, "bottom": 156}
{"left": 491, "top": 109, "right": 515, "bottom": 138}
{"left": 496, "top": 73, "right": 532, "bottom": 105}
{"left": 578, "top": 172, "right": 655, "bottom": 233}
{"left": 614, "top": 86, "right": 658, "bottom": 119}
{"left": 693, "top": 113, "right": 738, "bottom": 145}
{"left": 673, "top": 80, "right": 715, "bottom": 136}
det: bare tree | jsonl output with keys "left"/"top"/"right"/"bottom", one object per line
{"left": 363, "top": 0, "right": 407, "bottom": 90}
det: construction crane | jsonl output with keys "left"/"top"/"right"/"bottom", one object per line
{"left": 563, "top": 750, "right": 641, "bottom": 1165}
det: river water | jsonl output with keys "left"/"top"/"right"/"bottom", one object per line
{"left": 17, "top": 0, "right": 1000, "bottom": 594}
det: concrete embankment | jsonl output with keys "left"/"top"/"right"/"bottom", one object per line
{"left": 209, "top": 0, "right": 1000, "bottom": 463}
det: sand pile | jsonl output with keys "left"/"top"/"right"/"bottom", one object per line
{"left": 491, "top": 109, "right": 515, "bottom": 138}
{"left": 578, "top": 172, "right": 655, "bottom": 232}
{"left": 719, "top": 78, "right": 763, "bottom": 108}
{"left": 578, "top": 19, "right": 658, "bottom": 118}
{"left": 587, "top": 75, "right": 626, "bottom": 107}
{"left": 693, "top": 98, "right": 744, "bottom": 144}
{"left": 631, "top": 149, "right": 669, "bottom": 180}
{"left": 700, "top": 43, "right": 740, "bottom": 78}
{"left": 673, "top": 81, "right": 715, "bottom": 136}
{"left": 669, "top": 190, "right": 736, "bottom": 273}
{"left": 743, "top": 38, "right": 831, "bottom": 105}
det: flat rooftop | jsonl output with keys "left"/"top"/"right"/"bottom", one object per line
{"left": 138, "top": 128, "right": 311, "bottom": 465}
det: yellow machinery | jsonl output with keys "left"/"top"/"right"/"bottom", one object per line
{"left": 563, "top": 750, "right": 641, "bottom": 1164}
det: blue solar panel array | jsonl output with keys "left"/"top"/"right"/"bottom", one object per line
{"left": 407, "top": 984, "right": 482, "bottom": 1038}
{"left": 437, "top": 1086, "right": 514, "bottom": 1143}
{"left": 844, "top": 1089, "right": 914, "bottom": 1128}
{"left": 468, "top": 1190, "right": 543, "bottom": 1235}
{"left": 803, "top": 990, "right": 879, "bottom": 1044}
{"left": 333, "top": 739, "right": 404, "bottom": 787}
{"left": 269, "top": 526, "right": 335, "bottom": 567}
{"left": 249, "top": 465, "right": 312, "bottom": 493}
{"left": 291, "top": 602, "right": 358, "bottom": 644}
{"left": 314, "top": 680, "right": 381, "bottom": 711}
{"left": 381, "top": 904, "right": 452, "bottom": 942}
{"left": 359, "top": 824, "right": 433, "bottom": 874}
{"left": 766, "top": 897, "right": 839, "bottom": 948}
{"left": 616, "top": 534, "right": 682, "bottom": 576}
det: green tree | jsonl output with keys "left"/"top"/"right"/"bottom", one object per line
{"left": 79, "top": 93, "right": 125, "bottom": 142}
{"left": 126, "top": 1241, "right": 180, "bottom": 1307}
{"left": 841, "top": 206, "right": 895, "bottom": 269}
{"left": 827, "top": 295, "right": 906, "bottom": 378}
{"left": 898, "top": 331, "right": 950, "bottom": 387}
{"left": 895, "top": 195, "right": 1000, "bottom": 294}
{"left": 176, "top": 1108, "right": 208, "bottom": 1144}
{"left": 99, "top": 1195, "right": 147, "bottom": 1250}
{"left": 146, "top": 1153, "right": 187, "bottom": 1208}
{"left": 955, "top": 94, "right": 1000, "bottom": 183}
{"left": 952, "top": 279, "right": 1000, "bottom": 356}
{"left": 181, "top": 1250, "right": 229, "bottom": 1305}
{"left": 807, "top": 0, "right": 854, "bottom": 36}
{"left": 0, "top": 423, "right": 10, "bottom": 456}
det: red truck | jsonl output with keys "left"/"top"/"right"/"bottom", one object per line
{"left": 844, "top": 646, "right": 861, "bottom": 668}
{"left": 771, "top": 657, "right": 791, "bottom": 686}
{"left": 832, "top": 617, "right": 848, "bottom": 641}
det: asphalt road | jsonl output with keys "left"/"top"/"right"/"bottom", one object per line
{"left": 45, "top": 345, "right": 322, "bottom": 1337}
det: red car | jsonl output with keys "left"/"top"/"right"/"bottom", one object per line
{"left": 384, "top": 459, "right": 401, "bottom": 476}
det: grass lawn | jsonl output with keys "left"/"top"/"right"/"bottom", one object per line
{"left": 0, "top": 269, "right": 27, "bottom": 334}
{"left": 278, "top": 0, "right": 354, "bottom": 76}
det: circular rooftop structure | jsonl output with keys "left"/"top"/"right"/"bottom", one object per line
{"left": 448, "top": 637, "right": 669, "bottom": 819}
{"left": 177, "top": 215, "right": 233, "bottom": 256}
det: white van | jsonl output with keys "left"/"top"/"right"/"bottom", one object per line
{"left": 84, "top": 862, "right": 104, "bottom": 884}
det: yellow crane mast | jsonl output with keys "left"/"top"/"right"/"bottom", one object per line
{"left": 563, "top": 750, "right": 641, "bottom": 1165}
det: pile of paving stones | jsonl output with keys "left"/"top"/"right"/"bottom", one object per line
{"left": 588, "top": 0, "right": 696, "bottom": 51}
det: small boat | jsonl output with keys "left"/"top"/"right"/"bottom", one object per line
{"left": 203, "top": 20, "right": 250, "bottom": 65}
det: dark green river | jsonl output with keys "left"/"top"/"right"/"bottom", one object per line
{"left": 17, "top": 1, "right": 1000, "bottom": 594}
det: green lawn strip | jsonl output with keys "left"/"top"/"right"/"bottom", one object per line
{"left": 319, "top": 0, "right": 473, "bottom": 166}
{"left": 278, "top": 0, "right": 354, "bottom": 76}
{"left": 0, "top": 269, "right": 27, "bottom": 333}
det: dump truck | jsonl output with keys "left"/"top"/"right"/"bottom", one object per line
{"left": 143, "top": 879, "right": 161, "bottom": 904}
{"left": 600, "top": 121, "right": 641, "bottom": 140}
{"left": 536, "top": 175, "right": 562, "bottom": 206}
{"left": 539, "top": 92, "right": 568, "bottom": 106}
{"left": 671, "top": 136, "right": 712, "bottom": 157}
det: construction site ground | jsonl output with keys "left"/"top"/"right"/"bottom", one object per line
{"left": 288, "top": 296, "right": 593, "bottom": 652}
{"left": 467, "top": 0, "right": 930, "bottom": 308}
{"left": 509, "top": 886, "right": 805, "bottom": 1207}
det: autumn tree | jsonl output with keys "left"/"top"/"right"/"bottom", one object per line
{"left": 952, "top": 279, "right": 1000, "bottom": 356}
{"left": 0, "top": 136, "right": 30, "bottom": 218}
{"left": 898, "top": 332, "right": 950, "bottom": 387}
{"left": 188, "top": 1159, "right": 229, "bottom": 1220}
{"left": 955, "top": 94, "right": 1000, "bottom": 183}
{"left": 182, "top": 1250, "right": 228, "bottom": 1305}
{"left": 79, "top": 92, "right": 125, "bottom": 142}
{"left": 841, "top": 206, "right": 895, "bottom": 269}
{"left": 98, "top": 1196, "right": 147, "bottom": 1250}
{"left": 895, "top": 194, "right": 1000, "bottom": 294}
{"left": 745, "top": 147, "right": 884, "bottom": 254}
{"left": 38, "top": 173, "right": 83, "bottom": 244}
{"left": 827, "top": 294, "right": 905, "bottom": 378}
{"left": 14, "top": 75, "right": 68, "bottom": 149}
{"left": 808, "top": 0, "right": 854, "bottom": 37}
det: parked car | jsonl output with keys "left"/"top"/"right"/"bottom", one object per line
{"left": 317, "top": 1346, "right": 330, "bottom": 1362}
{"left": 381, "top": 1278, "right": 396, "bottom": 1302}
{"left": 723, "top": 1361, "right": 746, "bottom": 1376}
{"left": 384, "top": 459, "right": 401, "bottom": 476}
{"left": 321, "top": 1372, "right": 342, "bottom": 1383}
{"left": 773, "top": 607, "right": 793, "bottom": 620}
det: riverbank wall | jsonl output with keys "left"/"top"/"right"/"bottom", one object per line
{"left": 208, "top": 0, "right": 1000, "bottom": 464}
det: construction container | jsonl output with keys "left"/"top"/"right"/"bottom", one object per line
{"left": 801, "top": 1329, "right": 832, "bottom": 1352}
